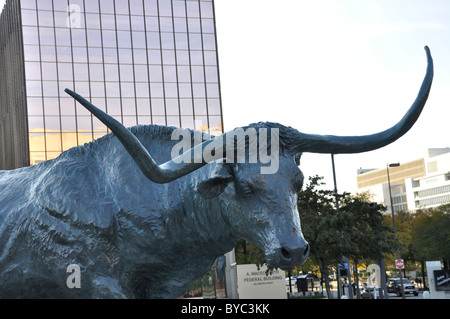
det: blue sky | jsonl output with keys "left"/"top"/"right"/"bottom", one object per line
{"left": 1, "top": 0, "right": 449, "bottom": 194}
{"left": 215, "top": 0, "right": 450, "bottom": 193}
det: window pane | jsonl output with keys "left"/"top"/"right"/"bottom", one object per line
{"left": 22, "top": 9, "right": 38, "bottom": 26}
{"left": 40, "top": 46, "right": 56, "bottom": 62}
{"left": 194, "top": 99, "right": 207, "bottom": 115}
{"left": 147, "top": 32, "right": 160, "bottom": 49}
{"left": 206, "top": 83, "right": 220, "bottom": 98}
{"left": 119, "top": 64, "right": 133, "bottom": 82}
{"left": 62, "top": 133, "right": 78, "bottom": 151}
{"left": 205, "top": 66, "right": 218, "bottom": 82}
{"left": 117, "top": 31, "right": 132, "bottom": 48}
{"left": 21, "top": 0, "right": 37, "bottom": 10}
{"left": 102, "top": 30, "right": 117, "bottom": 48}
{"left": 150, "top": 83, "right": 164, "bottom": 98}
{"left": 173, "top": 2, "right": 186, "bottom": 18}
{"left": 116, "top": 15, "right": 130, "bottom": 31}
{"left": 144, "top": 0, "right": 157, "bottom": 15}
{"left": 133, "top": 49, "right": 147, "bottom": 64}
{"left": 165, "top": 83, "right": 178, "bottom": 98}
{"left": 187, "top": 1, "right": 200, "bottom": 18}
{"left": 87, "top": 29, "right": 102, "bottom": 47}
{"left": 60, "top": 98, "right": 76, "bottom": 116}
{"left": 121, "top": 98, "right": 135, "bottom": 115}
{"left": 162, "top": 50, "right": 175, "bottom": 65}
{"left": 135, "top": 83, "right": 149, "bottom": 98}
{"left": 86, "top": 13, "right": 101, "bottom": 29}
{"left": 56, "top": 46, "right": 72, "bottom": 62}
{"left": 106, "top": 82, "right": 121, "bottom": 97}
{"left": 73, "top": 47, "right": 88, "bottom": 62}
{"left": 58, "top": 63, "right": 74, "bottom": 81}
{"left": 166, "top": 99, "right": 179, "bottom": 116}
{"left": 134, "top": 65, "right": 149, "bottom": 82}
{"left": 25, "top": 62, "right": 41, "bottom": 80}
{"left": 106, "top": 98, "right": 121, "bottom": 115}
{"left": 38, "top": 10, "right": 54, "bottom": 27}
{"left": 178, "top": 66, "right": 191, "bottom": 82}
{"left": 189, "top": 33, "right": 202, "bottom": 50}
{"left": 23, "top": 26, "right": 39, "bottom": 45}
{"left": 28, "top": 116, "right": 45, "bottom": 132}
{"left": 131, "top": 15, "right": 145, "bottom": 31}
{"left": 180, "top": 99, "right": 193, "bottom": 116}
{"left": 115, "top": 0, "right": 129, "bottom": 15}
{"left": 26, "top": 80, "right": 42, "bottom": 96}
{"left": 71, "top": 29, "right": 86, "bottom": 47}
{"left": 148, "top": 49, "right": 161, "bottom": 64}
{"left": 119, "top": 49, "right": 133, "bottom": 64}
{"left": 54, "top": 11, "right": 69, "bottom": 28}
{"left": 180, "top": 99, "right": 194, "bottom": 117}
{"left": 77, "top": 116, "right": 93, "bottom": 131}
{"left": 89, "top": 47, "right": 104, "bottom": 63}
{"left": 44, "top": 98, "right": 60, "bottom": 116}
{"left": 91, "top": 83, "right": 106, "bottom": 97}
{"left": 85, "top": 1, "right": 100, "bottom": 13}
{"left": 187, "top": 18, "right": 201, "bottom": 32}
{"left": 207, "top": 98, "right": 221, "bottom": 115}
{"left": 24, "top": 45, "right": 40, "bottom": 61}
{"left": 176, "top": 50, "right": 189, "bottom": 65}
{"left": 37, "top": 0, "right": 53, "bottom": 11}
{"left": 132, "top": 31, "right": 146, "bottom": 49}
{"left": 159, "top": 0, "right": 172, "bottom": 16}
{"left": 74, "top": 63, "right": 89, "bottom": 81}
{"left": 161, "top": 32, "right": 174, "bottom": 49}
{"left": 42, "top": 81, "right": 59, "bottom": 97}
{"left": 27, "top": 98, "right": 43, "bottom": 116}
{"left": 130, "top": 0, "right": 144, "bottom": 15}
{"left": 29, "top": 134, "right": 45, "bottom": 152}
{"left": 39, "top": 27, "right": 56, "bottom": 45}
{"left": 55, "top": 28, "right": 72, "bottom": 46}
{"left": 104, "top": 48, "right": 118, "bottom": 63}
{"left": 160, "top": 17, "right": 173, "bottom": 32}
{"left": 200, "top": 2, "right": 214, "bottom": 18}
{"left": 145, "top": 16, "right": 159, "bottom": 32}
{"left": 104, "top": 64, "right": 119, "bottom": 81}
{"left": 163, "top": 65, "right": 177, "bottom": 82}
{"left": 174, "top": 18, "right": 187, "bottom": 32}
{"left": 136, "top": 98, "right": 151, "bottom": 116}
{"left": 101, "top": 14, "right": 116, "bottom": 30}
{"left": 151, "top": 98, "right": 165, "bottom": 115}
{"left": 149, "top": 65, "right": 162, "bottom": 81}
{"left": 175, "top": 33, "right": 188, "bottom": 50}
{"left": 61, "top": 116, "right": 77, "bottom": 132}
{"left": 190, "top": 50, "right": 203, "bottom": 65}
{"left": 121, "top": 82, "right": 135, "bottom": 98}
{"left": 42, "top": 63, "right": 58, "bottom": 81}
{"left": 203, "top": 33, "right": 216, "bottom": 51}
{"left": 90, "top": 64, "right": 105, "bottom": 81}
{"left": 100, "top": 0, "right": 115, "bottom": 14}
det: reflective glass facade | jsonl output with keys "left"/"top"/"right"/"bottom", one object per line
{"left": 0, "top": 0, "right": 223, "bottom": 168}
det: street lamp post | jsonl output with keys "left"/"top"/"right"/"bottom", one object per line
{"left": 386, "top": 162, "right": 405, "bottom": 299}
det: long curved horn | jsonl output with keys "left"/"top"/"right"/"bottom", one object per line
{"left": 65, "top": 89, "right": 216, "bottom": 183}
{"left": 291, "top": 46, "right": 433, "bottom": 154}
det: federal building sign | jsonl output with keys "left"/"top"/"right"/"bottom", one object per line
{"left": 434, "top": 270, "right": 450, "bottom": 291}
{"left": 236, "top": 264, "right": 287, "bottom": 299}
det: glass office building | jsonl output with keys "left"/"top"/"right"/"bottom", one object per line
{"left": 0, "top": 0, "right": 223, "bottom": 169}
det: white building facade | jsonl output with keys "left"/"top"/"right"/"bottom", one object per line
{"left": 357, "top": 148, "right": 450, "bottom": 214}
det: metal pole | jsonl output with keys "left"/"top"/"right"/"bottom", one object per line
{"left": 331, "top": 154, "right": 353, "bottom": 299}
{"left": 386, "top": 163, "right": 405, "bottom": 299}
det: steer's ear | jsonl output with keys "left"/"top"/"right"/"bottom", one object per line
{"left": 197, "top": 163, "right": 233, "bottom": 199}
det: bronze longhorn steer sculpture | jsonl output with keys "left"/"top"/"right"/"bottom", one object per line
{"left": 0, "top": 47, "right": 433, "bottom": 298}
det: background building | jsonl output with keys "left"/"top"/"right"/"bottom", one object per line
{"left": 0, "top": 0, "right": 223, "bottom": 169}
{"left": 357, "top": 148, "right": 450, "bottom": 214}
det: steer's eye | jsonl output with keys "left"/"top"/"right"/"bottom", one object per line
{"left": 240, "top": 182, "right": 255, "bottom": 196}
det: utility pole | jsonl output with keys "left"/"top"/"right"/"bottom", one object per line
{"left": 331, "top": 154, "right": 353, "bottom": 299}
{"left": 386, "top": 163, "right": 405, "bottom": 299}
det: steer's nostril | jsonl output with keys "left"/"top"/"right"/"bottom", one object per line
{"left": 304, "top": 244, "right": 310, "bottom": 257}
{"left": 281, "top": 247, "right": 291, "bottom": 259}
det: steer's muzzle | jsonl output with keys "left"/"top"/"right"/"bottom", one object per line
{"left": 273, "top": 242, "right": 310, "bottom": 270}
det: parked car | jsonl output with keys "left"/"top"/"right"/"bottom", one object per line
{"left": 387, "top": 278, "right": 419, "bottom": 296}
{"left": 361, "top": 286, "right": 381, "bottom": 299}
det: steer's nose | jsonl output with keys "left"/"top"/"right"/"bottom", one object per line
{"left": 277, "top": 243, "right": 310, "bottom": 269}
